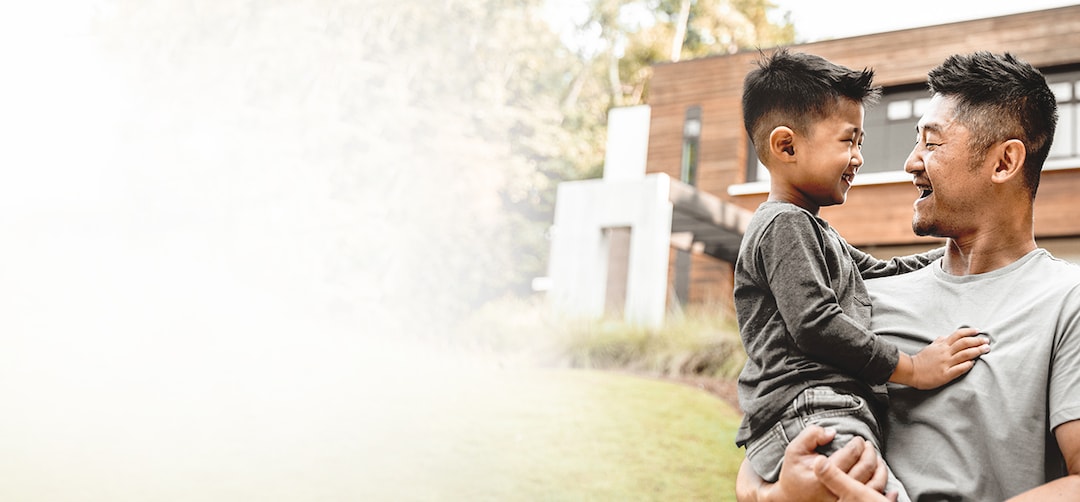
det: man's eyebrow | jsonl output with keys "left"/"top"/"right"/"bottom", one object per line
{"left": 916, "top": 123, "right": 944, "bottom": 135}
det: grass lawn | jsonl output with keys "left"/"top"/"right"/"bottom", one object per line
{"left": 362, "top": 365, "right": 744, "bottom": 501}
{"left": 0, "top": 336, "right": 743, "bottom": 501}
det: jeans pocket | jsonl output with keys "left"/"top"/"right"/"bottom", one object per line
{"left": 797, "top": 387, "right": 882, "bottom": 454}
{"left": 744, "top": 420, "right": 789, "bottom": 483}
{"left": 798, "top": 386, "right": 866, "bottom": 419}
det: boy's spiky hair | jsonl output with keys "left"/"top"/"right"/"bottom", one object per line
{"left": 742, "top": 48, "right": 881, "bottom": 162}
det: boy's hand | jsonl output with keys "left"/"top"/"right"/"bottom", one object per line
{"left": 902, "top": 327, "right": 990, "bottom": 390}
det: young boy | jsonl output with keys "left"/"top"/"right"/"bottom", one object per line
{"left": 733, "top": 49, "right": 991, "bottom": 500}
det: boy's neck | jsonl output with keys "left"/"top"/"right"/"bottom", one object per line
{"left": 767, "top": 185, "right": 820, "bottom": 215}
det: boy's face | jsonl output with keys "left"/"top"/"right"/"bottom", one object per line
{"left": 789, "top": 99, "right": 866, "bottom": 210}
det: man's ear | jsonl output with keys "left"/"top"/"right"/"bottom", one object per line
{"left": 769, "top": 126, "right": 796, "bottom": 163}
{"left": 990, "top": 139, "right": 1027, "bottom": 185}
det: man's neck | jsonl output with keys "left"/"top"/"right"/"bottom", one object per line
{"left": 942, "top": 233, "right": 1037, "bottom": 276}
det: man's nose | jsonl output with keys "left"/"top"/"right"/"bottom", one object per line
{"left": 904, "top": 147, "right": 921, "bottom": 173}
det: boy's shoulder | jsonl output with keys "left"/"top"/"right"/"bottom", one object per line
{"left": 750, "top": 201, "right": 817, "bottom": 227}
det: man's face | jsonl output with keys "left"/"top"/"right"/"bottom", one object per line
{"left": 904, "top": 95, "right": 989, "bottom": 238}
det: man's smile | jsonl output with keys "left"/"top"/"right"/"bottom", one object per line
{"left": 915, "top": 181, "right": 933, "bottom": 200}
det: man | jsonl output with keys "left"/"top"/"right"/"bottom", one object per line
{"left": 735, "top": 51, "right": 1080, "bottom": 501}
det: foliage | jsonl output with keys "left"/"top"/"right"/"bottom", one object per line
{"left": 562, "top": 312, "right": 746, "bottom": 379}
{"left": 452, "top": 296, "right": 747, "bottom": 380}
{"left": 86, "top": 0, "right": 794, "bottom": 335}
{"left": 564, "top": 0, "right": 794, "bottom": 107}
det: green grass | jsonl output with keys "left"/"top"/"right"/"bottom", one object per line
{"left": 360, "top": 366, "right": 744, "bottom": 501}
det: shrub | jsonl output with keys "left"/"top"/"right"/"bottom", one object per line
{"left": 450, "top": 297, "right": 746, "bottom": 380}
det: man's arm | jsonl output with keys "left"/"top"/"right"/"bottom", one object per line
{"left": 735, "top": 426, "right": 885, "bottom": 502}
{"left": 1006, "top": 420, "right": 1080, "bottom": 501}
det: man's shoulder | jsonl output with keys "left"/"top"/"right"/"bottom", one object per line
{"left": 1032, "top": 249, "right": 1080, "bottom": 282}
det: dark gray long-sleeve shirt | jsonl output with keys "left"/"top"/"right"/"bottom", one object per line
{"left": 734, "top": 201, "right": 944, "bottom": 446}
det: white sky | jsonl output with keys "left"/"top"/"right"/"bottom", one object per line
{"left": 772, "top": 0, "right": 1080, "bottom": 42}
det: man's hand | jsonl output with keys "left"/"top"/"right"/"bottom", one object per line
{"left": 815, "top": 454, "right": 898, "bottom": 502}
{"left": 735, "top": 425, "right": 885, "bottom": 502}
{"left": 892, "top": 326, "right": 990, "bottom": 389}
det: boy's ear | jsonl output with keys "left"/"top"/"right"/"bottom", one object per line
{"left": 990, "top": 138, "right": 1027, "bottom": 185}
{"left": 769, "top": 126, "right": 796, "bottom": 163}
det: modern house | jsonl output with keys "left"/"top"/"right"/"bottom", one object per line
{"left": 645, "top": 5, "right": 1080, "bottom": 314}
{"left": 547, "top": 5, "right": 1080, "bottom": 325}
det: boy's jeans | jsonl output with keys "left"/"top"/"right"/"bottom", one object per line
{"left": 744, "top": 385, "right": 910, "bottom": 502}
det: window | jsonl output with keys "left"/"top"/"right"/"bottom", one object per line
{"left": 860, "top": 87, "right": 929, "bottom": 175}
{"left": 1047, "top": 73, "right": 1080, "bottom": 161}
{"left": 863, "top": 68, "right": 1080, "bottom": 173}
{"left": 681, "top": 106, "right": 701, "bottom": 185}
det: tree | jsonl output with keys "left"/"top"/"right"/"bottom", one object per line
{"left": 84, "top": 0, "right": 793, "bottom": 336}
{"left": 562, "top": 0, "right": 793, "bottom": 108}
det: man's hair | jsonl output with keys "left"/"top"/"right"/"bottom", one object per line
{"left": 927, "top": 52, "right": 1058, "bottom": 197}
{"left": 742, "top": 48, "right": 881, "bottom": 162}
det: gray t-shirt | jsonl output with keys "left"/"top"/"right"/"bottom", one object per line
{"left": 868, "top": 249, "right": 1080, "bottom": 501}
{"left": 734, "top": 201, "right": 942, "bottom": 446}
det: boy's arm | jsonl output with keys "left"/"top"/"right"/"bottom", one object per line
{"left": 846, "top": 242, "right": 945, "bottom": 279}
{"left": 888, "top": 327, "right": 989, "bottom": 389}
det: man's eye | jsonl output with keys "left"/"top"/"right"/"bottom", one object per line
{"left": 915, "top": 136, "right": 939, "bottom": 149}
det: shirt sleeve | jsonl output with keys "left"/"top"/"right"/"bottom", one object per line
{"left": 845, "top": 241, "right": 945, "bottom": 280}
{"left": 1050, "top": 282, "right": 1080, "bottom": 430}
{"left": 757, "top": 211, "right": 899, "bottom": 384}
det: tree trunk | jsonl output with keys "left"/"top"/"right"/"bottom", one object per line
{"left": 671, "top": 0, "right": 692, "bottom": 62}
{"left": 608, "top": 46, "right": 623, "bottom": 107}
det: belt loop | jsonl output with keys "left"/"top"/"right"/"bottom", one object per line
{"left": 793, "top": 390, "right": 805, "bottom": 426}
